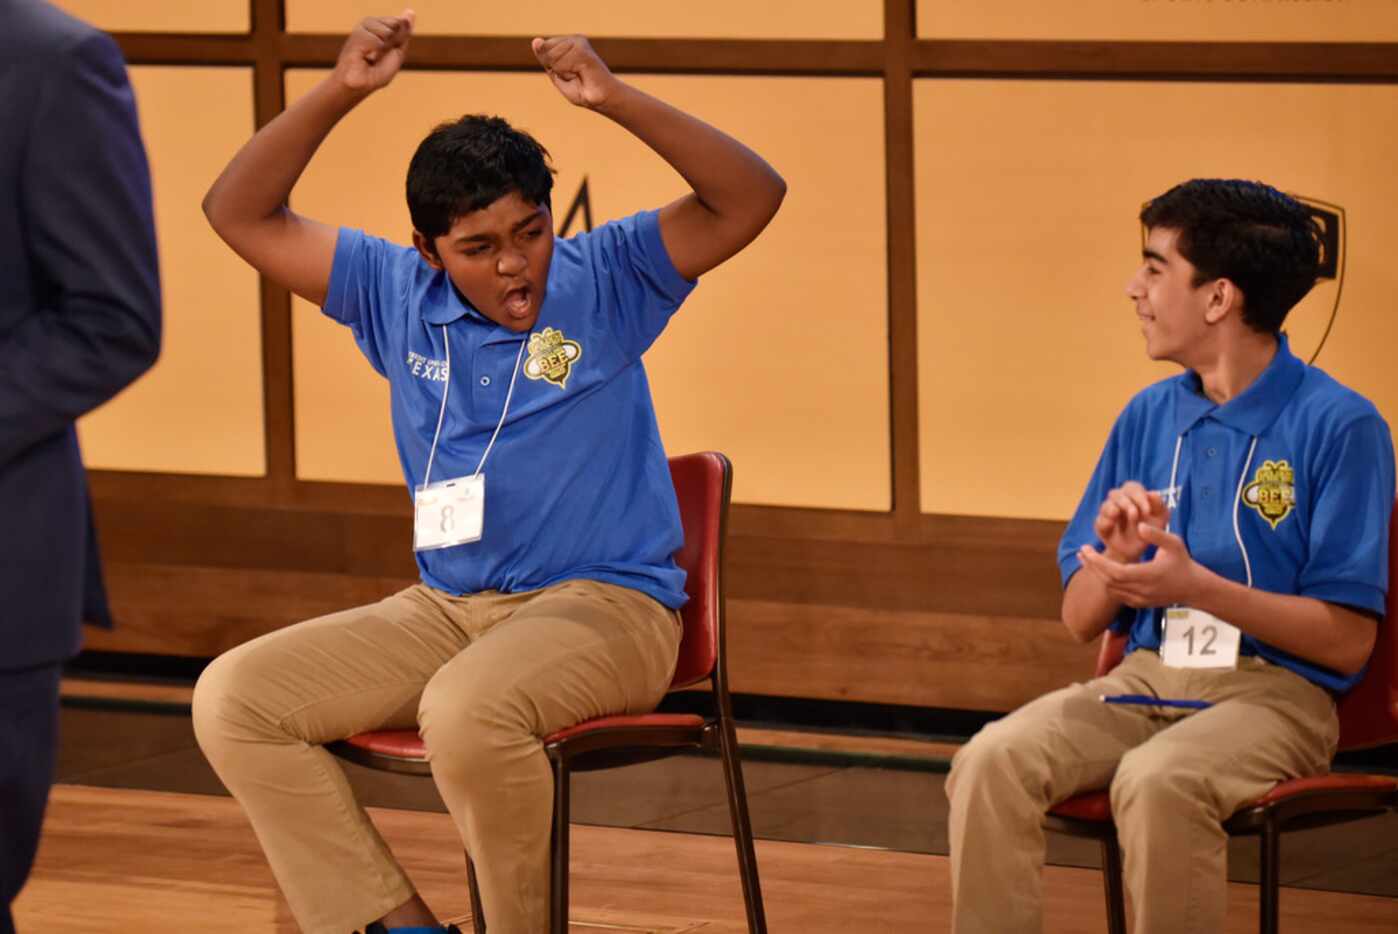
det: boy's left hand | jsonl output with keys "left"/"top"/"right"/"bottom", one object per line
{"left": 532, "top": 36, "right": 620, "bottom": 110}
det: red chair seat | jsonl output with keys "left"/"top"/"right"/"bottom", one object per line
{"left": 342, "top": 729, "right": 423, "bottom": 759}
{"left": 338, "top": 713, "right": 711, "bottom": 762}
{"left": 1048, "top": 790, "right": 1112, "bottom": 822}
{"left": 1049, "top": 771, "right": 1398, "bottom": 825}
{"left": 1253, "top": 772, "right": 1397, "bottom": 806}
{"left": 545, "top": 713, "right": 705, "bottom": 744}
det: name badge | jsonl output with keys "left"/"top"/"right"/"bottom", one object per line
{"left": 1161, "top": 607, "right": 1241, "bottom": 669}
{"left": 414, "top": 474, "right": 484, "bottom": 551}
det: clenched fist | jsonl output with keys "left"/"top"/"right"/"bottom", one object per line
{"left": 334, "top": 10, "right": 415, "bottom": 95}
{"left": 532, "top": 35, "right": 621, "bottom": 110}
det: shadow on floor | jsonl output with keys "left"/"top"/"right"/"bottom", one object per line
{"left": 55, "top": 701, "right": 1398, "bottom": 899}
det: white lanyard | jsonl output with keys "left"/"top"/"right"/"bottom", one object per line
{"left": 1158, "top": 431, "right": 1258, "bottom": 669}
{"left": 1164, "top": 432, "right": 1257, "bottom": 587}
{"left": 421, "top": 325, "right": 527, "bottom": 489}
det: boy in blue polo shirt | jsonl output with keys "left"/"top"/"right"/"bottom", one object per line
{"left": 946, "top": 179, "right": 1394, "bottom": 934}
{"left": 193, "top": 11, "right": 784, "bottom": 934}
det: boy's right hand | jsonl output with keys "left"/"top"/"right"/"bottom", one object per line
{"left": 1092, "top": 481, "right": 1169, "bottom": 562}
{"left": 334, "top": 10, "right": 415, "bottom": 95}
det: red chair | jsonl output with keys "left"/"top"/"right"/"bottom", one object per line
{"left": 1044, "top": 501, "right": 1398, "bottom": 934}
{"left": 329, "top": 452, "right": 766, "bottom": 934}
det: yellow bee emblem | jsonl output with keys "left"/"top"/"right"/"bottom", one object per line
{"left": 523, "top": 327, "right": 582, "bottom": 390}
{"left": 1242, "top": 459, "right": 1296, "bottom": 530}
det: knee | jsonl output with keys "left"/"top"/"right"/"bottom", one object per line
{"left": 1110, "top": 743, "right": 1209, "bottom": 817}
{"left": 191, "top": 650, "right": 264, "bottom": 761}
{"left": 417, "top": 672, "right": 530, "bottom": 780}
{"left": 948, "top": 724, "right": 1034, "bottom": 806}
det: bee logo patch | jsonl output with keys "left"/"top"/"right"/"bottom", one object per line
{"left": 1242, "top": 459, "right": 1296, "bottom": 530}
{"left": 524, "top": 327, "right": 582, "bottom": 390}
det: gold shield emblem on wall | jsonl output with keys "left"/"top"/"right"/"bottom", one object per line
{"left": 1288, "top": 195, "right": 1345, "bottom": 366}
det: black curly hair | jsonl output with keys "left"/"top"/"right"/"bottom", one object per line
{"left": 1140, "top": 179, "right": 1321, "bottom": 334}
{"left": 406, "top": 114, "right": 556, "bottom": 244}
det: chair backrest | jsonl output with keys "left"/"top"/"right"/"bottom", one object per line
{"left": 1093, "top": 627, "right": 1129, "bottom": 679}
{"left": 1336, "top": 500, "right": 1398, "bottom": 749}
{"left": 1091, "top": 500, "right": 1398, "bottom": 750}
{"left": 667, "top": 452, "right": 732, "bottom": 689}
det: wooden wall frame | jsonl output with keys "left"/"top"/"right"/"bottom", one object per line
{"left": 87, "top": 1, "right": 1398, "bottom": 714}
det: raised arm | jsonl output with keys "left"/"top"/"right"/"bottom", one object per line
{"left": 531, "top": 36, "right": 786, "bottom": 281}
{"left": 202, "top": 11, "right": 415, "bottom": 305}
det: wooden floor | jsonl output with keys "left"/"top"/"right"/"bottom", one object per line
{"left": 16, "top": 785, "right": 1398, "bottom": 933}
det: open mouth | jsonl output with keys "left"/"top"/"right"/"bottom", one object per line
{"left": 502, "top": 285, "right": 533, "bottom": 320}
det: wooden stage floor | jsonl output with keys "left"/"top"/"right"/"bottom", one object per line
{"left": 16, "top": 785, "right": 1398, "bottom": 933}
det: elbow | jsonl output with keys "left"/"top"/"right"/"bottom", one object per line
{"left": 201, "top": 187, "right": 226, "bottom": 234}
{"left": 771, "top": 170, "right": 788, "bottom": 203}
{"left": 116, "top": 313, "right": 162, "bottom": 387}
{"left": 1063, "top": 616, "right": 1100, "bottom": 645}
{"left": 1335, "top": 632, "right": 1378, "bottom": 679}
{"left": 765, "top": 171, "right": 788, "bottom": 219}
{"left": 1060, "top": 593, "right": 1090, "bottom": 643}
{"left": 742, "top": 171, "right": 787, "bottom": 242}
{"left": 1061, "top": 597, "right": 1111, "bottom": 644}
{"left": 202, "top": 181, "right": 242, "bottom": 241}
{"left": 1328, "top": 607, "right": 1380, "bottom": 678}
{"left": 137, "top": 323, "right": 162, "bottom": 374}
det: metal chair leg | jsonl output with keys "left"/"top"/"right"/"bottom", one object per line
{"left": 1259, "top": 817, "right": 1281, "bottom": 934}
{"left": 465, "top": 851, "right": 487, "bottom": 934}
{"left": 1099, "top": 835, "right": 1127, "bottom": 934}
{"left": 717, "top": 717, "right": 767, "bottom": 934}
{"left": 549, "top": 755, "right": 571, "bottom": 934}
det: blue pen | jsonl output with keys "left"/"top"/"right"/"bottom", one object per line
{"left": 1100, "top": 693, "right": 1212, "bottom": 710}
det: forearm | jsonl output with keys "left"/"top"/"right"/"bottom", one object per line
{"left": 1190, "top": 571, "right": 1376, "bottom": 676}
{"left": 1062, "top": 565, "right": 1125, "bottom": 643}
{"left": 203, "top": 76, "right": 363, "bottom": 230}
{"left": 202, "top": 75, "right": 361, "bottom": 304}
{"left": 596, "top": 82, "right": 785, "bottom": 278}
{"left": 599, "top": 84, "right": 783, "bottom": 218}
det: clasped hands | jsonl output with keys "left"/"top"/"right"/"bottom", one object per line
{"left": 1077, "top": 481, "right": 1206, "bottom": 609}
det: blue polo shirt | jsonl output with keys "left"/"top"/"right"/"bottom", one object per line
{"left": 1058, "top": 336, "right": 1395, "bottom": 693}
{"left": 323, "top": 209, "right": 694, "bottom": 608}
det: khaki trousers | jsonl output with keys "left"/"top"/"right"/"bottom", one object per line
{"left": 192, "top": 578, "right": 682, "bottom": 934}
{"left": 945, "top": 649, "right": 1338, "bottom": 934}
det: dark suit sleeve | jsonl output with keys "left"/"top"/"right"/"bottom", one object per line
{"left": 0, "top": 30, "right": 161, "bottom": 469}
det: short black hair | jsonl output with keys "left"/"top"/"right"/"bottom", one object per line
{"left": 406, "top": 114, "right": 556, "bottom": 243}
{"left": 1139, "top": 179, "right": 1321, "bottom": 333}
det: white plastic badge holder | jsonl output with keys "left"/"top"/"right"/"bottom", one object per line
{"left": 414, "top": 474, "right": 484, "bottom": 551}
{"left": 1161, "top": 606, "right": 1241, "bottom": 669}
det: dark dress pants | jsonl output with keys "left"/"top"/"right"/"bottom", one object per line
{"left": 0, "top": 664, "right": 61, "bottom": 934}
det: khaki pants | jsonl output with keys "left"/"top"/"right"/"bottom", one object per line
{"left": 945, "top": 649, "right": 1338, "bottom": 934}
{"left": 192, "top": 578, "right": 682, "bottom": 934}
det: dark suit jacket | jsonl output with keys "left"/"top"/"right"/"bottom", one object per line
{"left": 0, "top": 1, "right": 161, "bottom": 671}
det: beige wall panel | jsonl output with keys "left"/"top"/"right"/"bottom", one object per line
{"left": 289, "top": 70, "right": 889, "bottom": 510}
{"left": 915, "top": 80, "right": 1398, "bottom": 520}
{"left": 918, "top": 0, "right": 1398, "bottom": 41}
{"left": 287, "top": 0, "right": 880, "bottom": 40}
{"left": 52, "top": 0, "right": 247, "bottom": 33}
{"left": 77, "top": 67, "right": 265, "bottom": 476}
